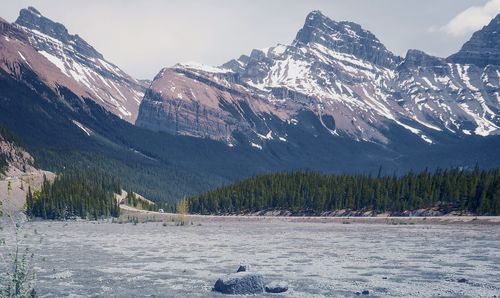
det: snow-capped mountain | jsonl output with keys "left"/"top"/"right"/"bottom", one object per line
{"left": 14, "top": 7, "right": 147, "bottom": 123}
{"left": 135, "top": 62, "right": 286, "bottom": 145}
{"left": 1, "top": 8, "right": 499, "bottom": 199}
{"left": 293, "top": 11, "right": 401, "bottom": 68}
{"left": 397, "top": 50, "right": 499, "bottom": 137}
{"left": 137, "top": 10, "right": 500, "bottom": 147}
{"left": 0, "top": 16, "right": 89, "bottom": 98}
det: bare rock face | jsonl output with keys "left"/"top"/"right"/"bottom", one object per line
{"left": 136, "top": 67, "right": 239, "bottom": 142}
{"left": 14, "top": 7, "right": 148, "bottom": 123}
{"left": 447, "top": 14, "right": 500, "bottom": 67}
{"left": 136, "top": 64, "right": 291, "bottom": 146}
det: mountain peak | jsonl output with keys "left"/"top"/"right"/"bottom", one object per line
{"left": 305, "top": 10, "right": 327, "bottom": 22}
{"left": 398, "top": 49, "right": 445, "bottom": 69}
{"left": 15, "top": 7, "right": 103, "bottom": 59}
{"left": 11, "top": 7, "right": 147, "bottom": 123}
{"left": 26, "top": 6, "right": 41, "bottom": 16}
{"left": 293, "top": 11, "right": 400, "bottom": 68}
{"left": 447, "top": 13, "right": 500, "bottom": 67}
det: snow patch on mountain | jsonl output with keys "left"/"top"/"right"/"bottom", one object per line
{"left": 178, "top": 62, "right": 232, "bottom": 74}
{"left": 72, "top": 120, "right": 92, "bottom": 136}
{"left": 251, "top": 142, "right": 263, "bottom": 150}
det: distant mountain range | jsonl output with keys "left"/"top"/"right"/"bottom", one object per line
{"left": 0, "top": 7, "right": 499, "bottom": 202}
{"left": 138, "top": 11, "right": 499, "bottom": 146}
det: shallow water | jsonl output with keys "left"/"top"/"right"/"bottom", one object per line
{"left": 2, "top": 220, "right": 500, "bottom": 297}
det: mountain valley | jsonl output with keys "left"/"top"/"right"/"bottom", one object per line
{"left": 0, "top": 7, "right": 499, "bottom": 203}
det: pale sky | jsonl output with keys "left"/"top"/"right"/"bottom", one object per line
{"left": 1, "top": 0, "right": 499, "bottom": 79}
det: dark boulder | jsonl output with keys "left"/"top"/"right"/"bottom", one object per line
{"left": 213, "top": 272, "right": 265, "bottom": 295}
{"left": 265, "top": 281, "right": 288, "bottom": 293}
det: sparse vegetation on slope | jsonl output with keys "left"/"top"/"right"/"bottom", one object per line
{"left": 0, "top": 124, "right": 33, "bottom": 176}
{"left": 123, "top": 191, "right": 158, "bottom": 211}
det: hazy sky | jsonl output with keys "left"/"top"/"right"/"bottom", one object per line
{"left": 2, "top": 0, "right": 499, "bottom": 79}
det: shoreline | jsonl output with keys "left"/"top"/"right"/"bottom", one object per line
{"left": 119, "top": 206, "right": 500, "bottom": 225}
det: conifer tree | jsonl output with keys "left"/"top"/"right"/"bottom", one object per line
{"left": 188, "top": 168, "right": 500, "bottom": 216}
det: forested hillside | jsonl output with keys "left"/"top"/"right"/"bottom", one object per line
{"left": 188, "top": 168, "right": 500, "bottom": 216}
{"left": 26, "top": 170, "right": 121, "bottom": 219}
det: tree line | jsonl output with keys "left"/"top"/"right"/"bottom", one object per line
{"left": 188, "top": 168, "right": 500, "bottom": 215}
{"left": 26, "top": 169, "right": 121, "bottom": 220}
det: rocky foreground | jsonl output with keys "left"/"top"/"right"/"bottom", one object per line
{"left": 2, "top": 219, "right": 499, "bottom": 297}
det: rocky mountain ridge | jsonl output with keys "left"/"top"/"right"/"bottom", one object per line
{"left": 447, "top": 14, "right": 500, "bottom": 67}
{"left": 136, "top": 11, "right": 500, "bottom": 147}
{"left": 13, "top": 7, "right": 148, "bottom": 122}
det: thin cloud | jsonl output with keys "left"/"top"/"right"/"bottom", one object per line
{"left": 436, "top": 0, "right": 500, "bottom": 36}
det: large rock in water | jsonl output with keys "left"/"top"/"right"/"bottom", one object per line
{"left": 213, "top": 272, "right": 265, "bottom": 294}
